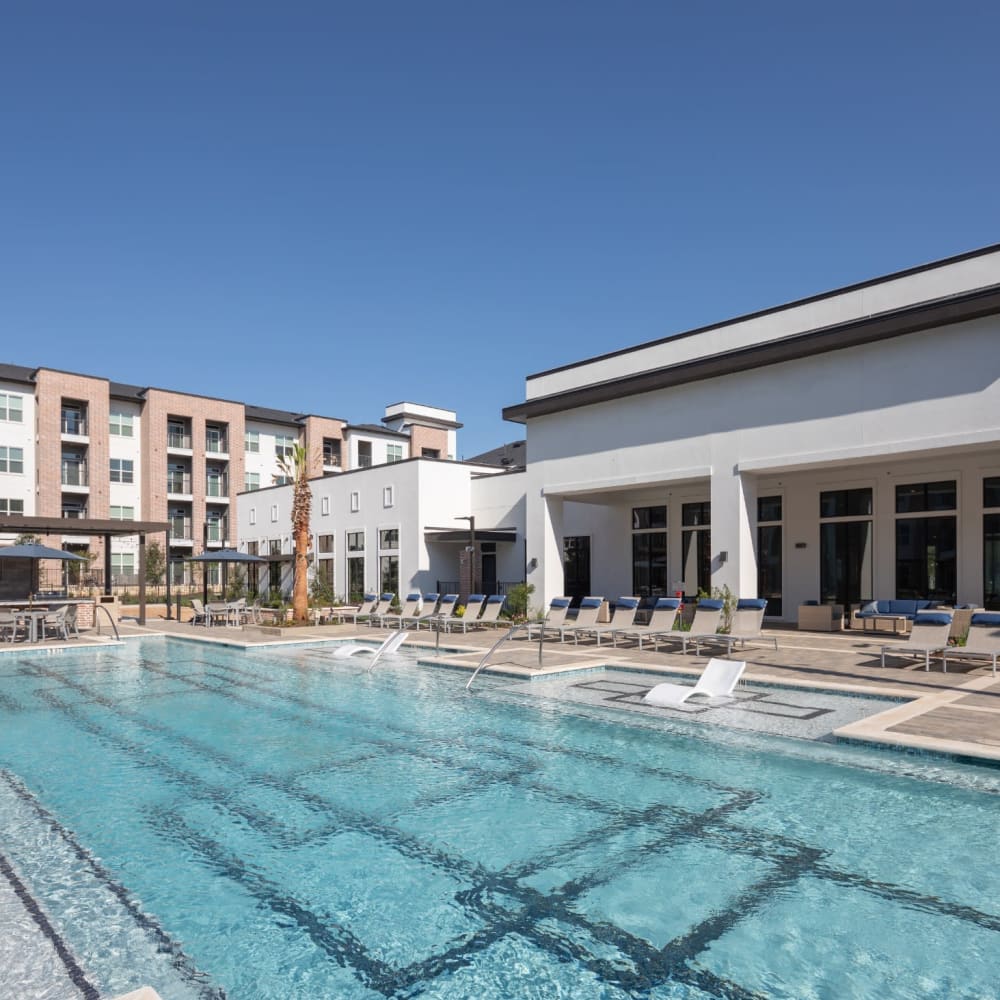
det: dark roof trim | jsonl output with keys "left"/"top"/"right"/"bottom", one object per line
{"left": 0, "top": 515, "right": 171, "bottom": 536}
{"left": 526, "top": 241, "right": 1000, "bottom": 382}
{"left": 343, "top": 423, "right": 411, "bottom": 439}
{"left": 503, "top": 283, "right": 1000, "bottom": 423}
{"left": 424, "top": 528, "right": 518, "bottom": 543}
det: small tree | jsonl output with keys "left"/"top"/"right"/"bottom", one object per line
{"left": 503, "top": 582, "right": 535, "bottom": 621}
{"left": 14, "top": 533, "right": 41, "bottom": 545}
{"left": 145, "top": 540, "right": 166, "bottom": 588}
{"left": 275, "top": 444, "right": 312, "bottom": 623}
{"left": 226, "top": 567, "right": 248, "bottom": 601}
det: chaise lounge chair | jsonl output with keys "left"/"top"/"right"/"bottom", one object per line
{"left": 657, "top": 598, "right": 724, "bottom": 654}
{"left": 642, "top": 658, "right": 747, "bottom": 707}
{"left": 880, "top": 612, "right": 953, "bottom": 671}
{"left": 443, "top": 594, "right": 486, "bottom": 633}
{"left": 364, "top": 594, "right": 397, "bottom": 627}
{"left": 572, "top": 597, "right": 641, "bottom": 647}
{"left": 417, "top": 593, "right": 459, "bottom": 629}
{"left": 942, "top": 612, "right": 1000, "bottom": 676}
{"left": 330, "top": 594, "right": 379, "bottom": 625}
{"left": 525, "top": 596, "right": 572, "bottom": 640}
{"left": 376, "top": 592, "right": 423, "bottom": 629}
{"left": 692, "top": 599, "right": 777, "bottom": 656}
{"left": 611, "top": 597, "right": 681, "bottom": 651}
{"left": 469, "top": 594, "right": 509, "bottom": 629}
{"left": 332, "top": 630, "right": 409, "bottom": 671}
{"left": 556, "top": 596, "right": 606, "bottom": 643}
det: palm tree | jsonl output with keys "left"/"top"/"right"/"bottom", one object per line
{"left": 275, "top": 444, "right": 312, "bottom": 623}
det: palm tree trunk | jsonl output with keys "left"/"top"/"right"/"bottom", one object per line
{"left": 293, "top": 523, "right": 309, "bottom": 622}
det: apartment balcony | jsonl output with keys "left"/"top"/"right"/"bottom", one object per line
{"left": 60, "top": 416, "right": 88, "bottom": 440}
{"left": 168, "top": 517, "right": 194, "bottom": 545}
{"left": 205, "top": 475, "right": 230, "bottom": 500}
{"left": 166, "top": 474, "right": 193, "bottom": 499}
{"left": 61, "top": 464, "right": 89, "bottom": 492}
{"left": 205, "top": 437, "right": 229, "bottom": 458}
{"left": 166, "top": 431, "right": 193, "bottom": 454}
{"left": 204, "top": 520, "right": 229, "bottom": 547}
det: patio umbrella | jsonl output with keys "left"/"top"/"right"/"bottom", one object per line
{"left": 187, "top": 549, "right": 266, "bottom": 604}
{"left": 0, "top": 543, "right": 87, "bottom": 599}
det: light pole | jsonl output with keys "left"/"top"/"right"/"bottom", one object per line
{"left": 456, "top": 515, "right": 476, "bottom": 594}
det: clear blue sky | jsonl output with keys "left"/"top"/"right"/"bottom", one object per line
{"left": 2, "top": 2, "right": 999, "bottom": 458}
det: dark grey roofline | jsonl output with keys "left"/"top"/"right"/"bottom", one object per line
{"left": 343, "top": 423, "right": 411, "bottom": 439}
{"left": 237, "top": 455, "right": 509, "bottom": 496}
{"left": 0, "top": 363, "right": 38, "bottom": 385}
{"left": 525, "top": 241, "right": 1000, "bottom": 383}
{"left": 381, "top": 414, "right": 464, "bottom": 430}
{"left": 503, "top": 282, "right": 1000, "bottom": 423}
{"left": 110, "top": 382, "right": 146, "bottom": 400}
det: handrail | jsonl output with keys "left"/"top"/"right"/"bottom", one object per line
{"left": 93, "top": 604, "right": 120, "bottom": 641}
{"left": 466, "top": 621, "right": 544, "bottom": 692}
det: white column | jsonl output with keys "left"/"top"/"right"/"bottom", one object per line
{"left": 710, "top": 468, "right": 758, "bottom": 597}
{"left": 527, "top": 491, "right": 565, "bottom": 606}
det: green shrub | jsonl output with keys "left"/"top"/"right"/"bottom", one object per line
{"left": 503, "top": 582, "right": 535, "bottom": 621}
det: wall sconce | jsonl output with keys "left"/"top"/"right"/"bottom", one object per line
{"left": 527, "top": 557, "right": 538, "bottom": 570}
{"left": 718, "top": 551, "right": 728, "bottom": 564}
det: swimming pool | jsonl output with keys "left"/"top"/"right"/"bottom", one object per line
{"left": 0, "top": 637, "right": 998, "bottom": 999}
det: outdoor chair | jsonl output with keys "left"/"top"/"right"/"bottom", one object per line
{"left": 473, "top": 594, "right": 508, "bottom": 629}
{"left": 556, "top": 597, "right": 606, "bottom": 643}
{"left": 443, "top": 595, "right": 486, "bottom": 633}
{"left": 332, "top": 630, "right": 409, "bottom": 671}
{"left": 643, "top": 658, "right": 747, "bottom": 707}
{"left": 330, "top": 594, "right": 378, "bottom": 625}
{"left": 611, "top": 597, "right": 682, "bottom": 651}
{"left": 880, "top": 612, "right": 953, "bottom": 671}
{"left": 942, "top": 612, "right": 1000, "bottom": 676}
{"left": 417, "top": 594, "right": 458, "bottom": 630}
{"left": 657, "top": 598, "right": 724, "bottom": 654}
{"left": 63, "top": 603, "right": 80, "bottom": 639}
{"left": 364, "top": 594, "right": 397, "bottom": 627}
{"left": 0, "top": 610, "right": 25, "bottom": 643}
{"left": 377, "top": 592, "right": 424, "bottom": 629}
{"left": 189, "top": 599, "right": 208, "bottom": 625}
{"left": 692, "top": 599, "right": 777, "bottom": 656}
{"left": 41, "top": 605, "right": 70, "bottom": 641}
{"left": 525, "top": 596, "right": 572, "bottom": 640}
{"left": 573, "top": 597, "right": 641, "bottom": 647}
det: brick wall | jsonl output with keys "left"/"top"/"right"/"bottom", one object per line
{"left": 408, "top": 424, "right": 450, "bottom": 459}
{"left": 301, "top": 415, "right": 346, "bottom": 476}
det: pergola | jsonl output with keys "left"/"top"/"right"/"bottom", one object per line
{"left": 0, "top": 515, "right": 171, "bottom": 626}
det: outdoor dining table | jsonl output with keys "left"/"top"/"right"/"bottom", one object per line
{"left": 15, "top": 608, "right": 50, "bottom": 643}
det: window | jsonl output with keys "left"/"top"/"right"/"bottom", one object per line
{"left": 110, "top": 458, "right": 134, "bottom": 484}
{"left": 323, "top": 438, "right": 341, "bottom": 466}
{"left": 985, "top": 513, "right": 1000, "bottom": 611}
{"left": 109, "top": 412, "right": 133, "bottom": 436}
{"left": 563, "top": 536, "right": 591, "bottom": 602}
{"left": 0, "top": 447, "right": 24, "bottom": 474}
{"left": 316, "top": 559, "right": 334, "bottom": 589}
{"left": 347, "top": 555, "right": 365, "bottom": 603}
{"left": 205, "top": 424, "right": 228, "bottom": 454}
{"left": 110, "top": 505, "right": 135, "bottom": 520}
{"left": 757, "top": 496, "right": 782, "bottom": 616}
{"left": 380, "top": 555, "right": 399, "bottom": 595}
{"left": 61, "top": 403, "right": 86, "bottom": 435}
{"left": 249, "top": 507, "right": 257, "bottom": 525}
{"left": 421, "top": 447, "right": 440, "bottom": 459}
{"left": 0, "top": 498, "right": 24, "bottom": 515}
{"left": 275, "top": 434, "right": 296, "bottom": 458}
{"left": 681, "top": 502, "right": 711, "bottom": 527}
{"left": 318, "top": 534, "right": 334, "bottom": 554}
{"left": 167, "top": 420, "right": 190, "bottom": 449}
{"left": 985, "top": 477, "right": 1000, "bottom": 510}
{"left": 245, "top": 431, "right": 260, "bottom": 453}
{"left": 273, "top": 475, "right": 292, "bottom": 487}
{"left": 681, "top": 502, "right": 711, "bottom": 596}
{"left": 379, "top": 528, "right": 399, "bottom": 549}
{"left": 383, "top": 486, "right": 394, "bottom": 508}
{"left": 350, "top": 491, "right": 360, "bottom": 512}
{"left": 387, "top": 443, "right": 403, "bottom": 464}
{"left": 820, "top": 488, "right": 873, "bottom": 519}
{"left": 269, "top": 539, "right": 282, "bottom": 556}
{"left": 896, "top": 481, "right": 957, "bottom": 514}
{"left": 632, "top": 506, "right": 667, "bottom": 598}
{"left": 0, "top": 393, "right": 23, "bottom": 423}
{"left": 320, "top": 496, "right": 330, "bottom": 516}
{"left": 62, "top": 499, "right": 86, "bottom": 519}
{"left": 357, "top": 442, "right": 372, "bottom": 468}
{"left": 270, "top": 504, "right": 279, "bottom": 522}
{"left": 244, "top": 472, "right": 260, "bottom": 492}
{"left": 347, "top": 531, "right": 365, "bottom": 552}
{"left": 111, "top": 553, "right": 135, "bottom": 579}
{"left": 896, "top": 517, "right": 956, "bottom": 604}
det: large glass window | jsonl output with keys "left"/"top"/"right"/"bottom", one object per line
{"left": 563, "top": 536, "right": 591, "bottom": 602}
{"left": 632, "top": 506, "right": 666, "bottom": 530}
{"left": 896, "top": 516, "right": 956, "bottom": 604}
{"left": 0, "top": 447, "right": 24, "bottom": 474}
{"left": 274, "top": 434, "right": 296, "bottom": 458}
{"left": 820, "top": 488, "right": 872, "bottom": 518}
{"left": 984, "top": 477, "right": 1000, "bottom": 510}
{"left": 244, "top": 472, "right": 260, "bottom": 492}
{"left": 820, "top": 522, "right": 874, "bottom": 607}
{"left": 632, "top": 532, "right": 667, "bottom": 598}
{"left": 110, "top": 458, "right": 134, "bottom": 483}
{"left": 347, "top": 557, "right": 365, "bottom": 603}
{"left": 0, "top": 393, "right": 23, "bottom": 423}
{"left": 347, "top": 531, "right": 365, "bottom": 552}
{"left": 681, "top": 502, "right": 711, "bottom": 596}
{"left": 318, "top": 534, "right": 334, "bottom": 554}
{"left": 757, "top": 496, "right": 782, "bottom": 617}
{"left": 109, "top": 412, "right": 133, "bottom": 436}
{"left": 0, "top": 498, "right": 24, "bottom": 515}
{"left": 379, "top": 555, "right": 399, "bottom": 596}
{"left": 895, "top": 480, "right": 956, "bottom": 513}
{"left": 386, "top": 443, "right": 403, "bottom": 463}
{"left": 245, "top": 431, "right": 260, "bottom": 453}
{"left": 379, "top": 528, "right": 399, "bottom": 550}
{"left": 985, "top": 513, "right": 1000, "bottom": 611}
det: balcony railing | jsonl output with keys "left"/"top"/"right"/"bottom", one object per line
{"left": 61, "top": 416, "right": 87, "bottom": 435}
{"left": 357, "top": 455, "right": 373, "bottom": 468}
{"left": 61, "top": 463, "right": 88, "bottom": 487}
{"left": 62, "top": 508, "right": 87, "bottom": 519}
{"left": 168, "top": 517, "right": 193, "bottom": 539}
{"left": 205, "top": 521, "right": 229, "bottom": 543}
{"left": 205, "top": 437, "right": 229, "bottom": 454}
{"left": 167, "top": 431, "right": 192, "bottom": 449}
{"left": 167, "top": 474, "right": 192, "bottom": 494}
{"left": 206, "top": 476, "right": 229, "bottom": 498}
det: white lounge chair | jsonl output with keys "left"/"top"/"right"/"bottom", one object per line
{"left": 417, "top": 593, "right": 458, "bottom": 630}
{"left": 573, "top": 597, "right": 641, "bottom": 647}
{"left": 643, "top": 658, "right": 746, "bottom": 707}
{"left": 443, "top": 595, "right": 486, "bottom": 633}
{"left": 474, "top": 594, "right": 508, "bottom": 629}
{"left": 658, "top": 599, "right": 724, "bottom": 654}
{"left": 555, "top": 597, "right": 605, "bottom": 643}
{"left": 693, "top": 599, "right": 777, "bottom": 656}
{"left": 332, "top": 630, "right": 409, "bottom": 672}
{"left": 880, "top": 612, "right": 953, "bottom": 671}
{"left": 942, "top": 612, "right": 1000, "bottom": 676}
{"left": 611, "top": 597, "right": 681, "bottom": 651}
{"left": 330, "top": 594, "right": 379, "bottom": 625}
{"left": 525, "top": 596, "right": 572, "bottom": 640}
{"left": 377, "top": 592, "right": 423, "bottom": 629}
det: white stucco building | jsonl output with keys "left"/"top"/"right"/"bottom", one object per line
{"left": 503, "top": 244, "right": 1000, "bottom": 619}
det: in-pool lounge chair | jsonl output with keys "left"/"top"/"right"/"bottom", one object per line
{"left": 692, "top": 599, "right": 777, "bottom": 656}
{"left": 556, "top": 597, "right": 605, "bottom": 643}
{"left": 330, "top": 594, "right": 378, "bottom": 625}
{"left": 526, "top": 596, "right": 572, "bottom": 640}
{"left": 377, "top": 592, "right": 424, "bottom": 629}
{"left": 443, "top": 595, "right": 486, "bottom": 633}
{"left": 573, "top": 597, "right": 641, "bottom": 647}
{"left": 942, "top": 612, "right": 1000, "bottom": 676}
{"left": 643, "top": 658, "right": 746, "bottom": 707}
{"left": 332, "top": 630, "right": 409, "bottom": 671}
{"left": 611, "top": 597, "right": 682, "bottom": 651}
{"left": 880, "top": 612, "right": 953, "bottom": 671}
{"left": 417, "top": 594, "right": 458, "bottom": 629}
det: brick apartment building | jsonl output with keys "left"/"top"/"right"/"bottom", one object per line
{"left": 0, "top": 363, "right": 460, "bottom": 587}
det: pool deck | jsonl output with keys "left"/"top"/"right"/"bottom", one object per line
{"left": 114, "top": 617, "right": 1000, "bottom": 766}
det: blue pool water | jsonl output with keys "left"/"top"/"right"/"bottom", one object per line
{"left": 0, "top": 637, "right": 998, "bottom": 999}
